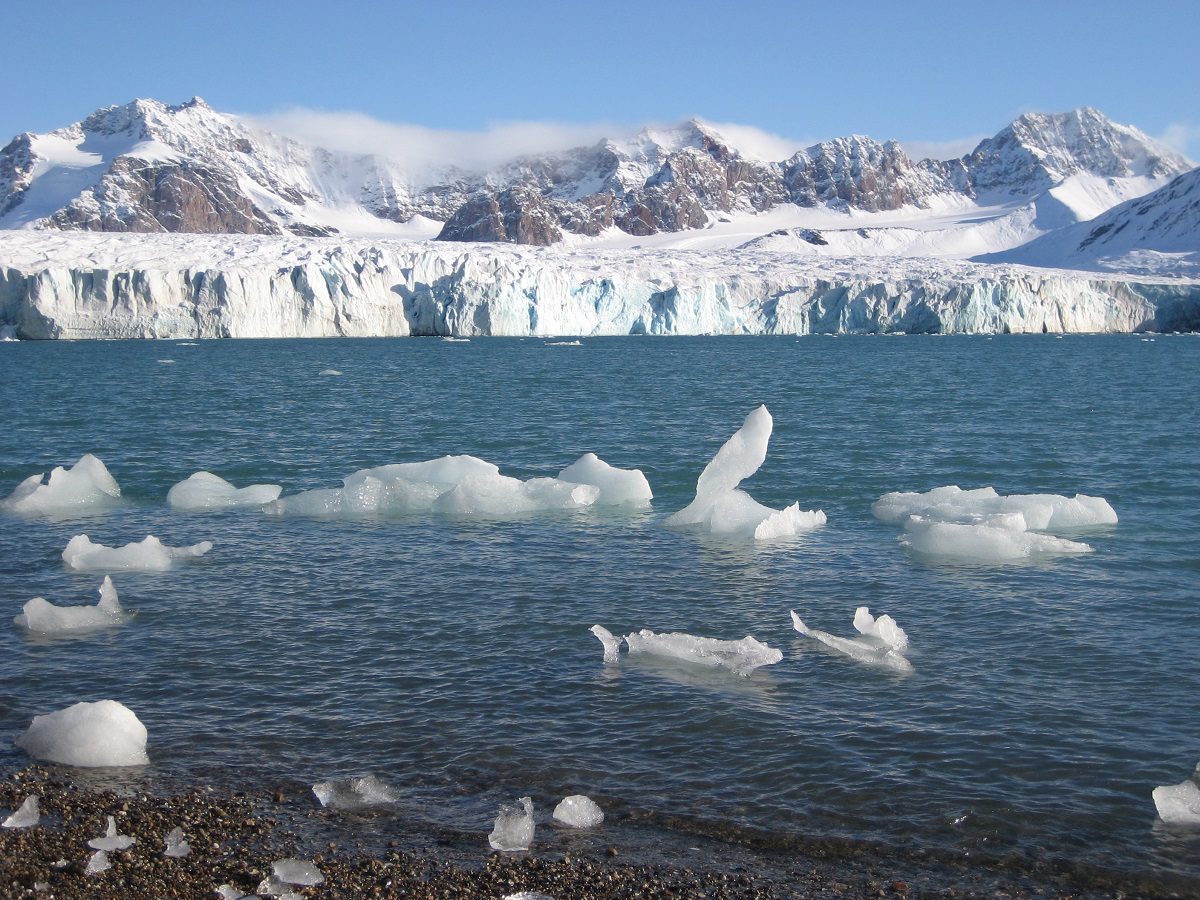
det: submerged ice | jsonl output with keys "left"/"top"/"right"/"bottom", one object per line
{"left": 791, "top": 608, "right": 914, "bottom": 674}
{"left": 665, "top": 406, "right": 825, "bottom": 539}
{"left": 62, "top": 534, "right": 213, "bottom": 572}
{"left": 312, "top": 775, "right": 400, "bottom": 810}
{"left": 1, "top": 454, "right": 122, "bottom": 516}
{"left": 591, "top": 624, "right": 783, "bottom": 676}
{"left": 15, "top": 699, "right": 149, "bottom": 767}
{"left": 14, "top": 576, "right": 127, "bottom": 633}
{"left": 167, "top": 471, "right": 282, "bottom": 511}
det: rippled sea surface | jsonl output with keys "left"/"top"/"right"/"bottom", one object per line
{"left": 2, "top": 334, "right": 1198, "bottom": 888}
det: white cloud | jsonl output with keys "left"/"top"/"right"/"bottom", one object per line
{"left": 897, "top": 135, "right": 990, "bottom": 162}
{"left": 1158, "top": 122, "right": 1200, "bottom": 164}
{"left": 694, "top": 121, "right": 818, "bottom": 161}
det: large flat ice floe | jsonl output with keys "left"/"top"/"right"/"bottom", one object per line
{"left": 62, "top": 534, "right": 213, "bottom": 572}
{"left": 790, "top": 608, "right": 914, "bottom": 674}
{"left": 0, "top": 454, "right": 122, "bottom": 516}
{"left": 167, "top": 471, "right": 282, "bottom": 511}
{"left": 590, "top": 624, "right": 783, "bottom": 676}
{"left": 665, "top": 405, "right": 825, "bottom": 540}
{"left": 15, "top": 699, "right": 149, "bottom": 767}
{"left": 13, "top": 576, "right": 128, "bottom": 633}
{"left": 266, "top": 452, "right": 649, "bottom": 519}
{"left": 873, "top": 485, "right": 1115, "bottom": 562}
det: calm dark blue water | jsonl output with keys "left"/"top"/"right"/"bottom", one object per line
{"left": 1, "top": 334, "right": 1198, "bottom": 887}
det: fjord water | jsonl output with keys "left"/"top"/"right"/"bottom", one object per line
{"left": 2, "top": 334, "right": 1198, "bottom": 886}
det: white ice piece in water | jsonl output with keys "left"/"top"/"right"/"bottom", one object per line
{"left": 14, "top": 576, "right": 127, "bottom": 633}
{"left": 15, "top": 700, "right": 149, "bottom": 767}
{"left": 1153, "top": 769, "right": 1200, "bottom": 825}
{"left": 164, "top": 826, "right": 190, "bottom": 857}
{"left": 312, "top": 774, "right": 399, "bottom": 810}
{"left": 62, "top": 534, "right": 213, "bottom": 572}
{"left": 167, "top": 472, "right": 283, "bottom": 511}
{"left": 2, "top": 795, "right": 40, "bottom": 829}
{"left": 853, "top": 607, "right": 909, "bottom": 653}
{"left": 489, "top": 796, "right": 535, "bottom": 851}
{"left": 552, "top": 795, "right": 604, "bottom": 828}
{"left": 557, "top": 453, "right": 653, "bottom": 506}
{"left": 85, "top": 850, "right": 110, "bottom": 875}
{"left": 872, "top": 485, "right": 1117, "bottom": 530}
{"left": 601, "top": 627, "right": 783, "bottom": 676}
{"left": 665, "top": 406, "right": 825, "bottom": 539}
{"left": 898, "top": 516, "right": 1094, "bottom": 562}
{"left": 271, "top": 858, "right": 324, "bottom": 887}
{"left": 791, "top": 610, "right": 913, "bottom": 674}
{"left": 1, "top": 454, "right": 122, "bottom": 516}
{"left": 88, "top": 815, "right": 135, "bottom": 851}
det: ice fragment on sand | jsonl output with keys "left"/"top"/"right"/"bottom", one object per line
{"left": 14, "top": 576, "right": 127, "bottom": 632}
{"left": 2, "top": 795, "right": 39, "bottom": 828}
{"left": 216, "top": 886, "right": 260, "bottom": 899}
{"left": 62, "top": 534, "right": 213, "bottom": 572}
{"left": 167, "top": 472, "right": 282, "bottom": 511}
{"left": 489, "top": 796, "right": 534, "bottom": 851}
{"left": 1, "top": 454, "right": 122, "bottom": 516}
{"left": 791, "top": 610, "right": 913, "bottom": 674}
{"left": 88, "top": 815, "right": 135, "bottom": 851}
{"left": 85, "top": 850, "right": 110, "bottom": 875}
{"left": 552, "top": 795, "right": 604, "bottom": 828}
{"left": 256, "top": 875, "right": 300, "bottom": 898}
{"left": 1153, "top": 769, "right": 1200, "bottom": 824}
{"left": 271, "top": 858, "right": 324, "bottom": 886}
{"left": 557, "top": 453, "right": 652, "bottom": 505}
{"left": 590, "top": 625, "right": 622, "bottom": 663}
{"left": 164, "top": 826, "right": 190, "bottom": 857}
{"left": 601, "top": 627, "right": 782, "bottom": 676}
{"left": 16, "top": 700, "right": 149, "bottom": 767}
{"left": 312, "top": 774, "right": 399, "bottom": 810}
{"left": 665, "top": 406, "right": 825, "bottom": 539}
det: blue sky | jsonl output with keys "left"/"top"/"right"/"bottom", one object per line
{"left": 7, "top": 0, "right": 1199, "bottom": 161}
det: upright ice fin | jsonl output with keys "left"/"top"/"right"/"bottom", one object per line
{"left": 791, "top": 610, "right": 913, "bottom": 674}
{"left": 590, "top": 625, "right": 622, "bottom": 663}
{"left": 88, "top": 815, "right": 135, "bottom": 851}
{"left": 489, "top": 796, "right": 535, "bottom": 851}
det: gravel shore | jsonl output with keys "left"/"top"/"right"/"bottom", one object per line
{"left": 0, "top": 767, "right": 1189, "bottom": 900}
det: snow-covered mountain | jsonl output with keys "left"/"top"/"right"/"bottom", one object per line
{"left": 0, "top": 99, "right": 1191, "bottom": 262}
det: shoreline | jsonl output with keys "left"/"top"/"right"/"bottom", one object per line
{"left": 2, "top": 766, "right": 1192, "bottom": 899}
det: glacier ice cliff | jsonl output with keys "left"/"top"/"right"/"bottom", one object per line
{"left": 0, "top": 234, "right": 1197, "bottom": 338}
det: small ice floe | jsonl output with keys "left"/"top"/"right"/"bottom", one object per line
{"left": 318, "top": 368, "right": 342, "bottom": 376}
{"left": 88, "top": 815, "right": 135, "bottom": 851}
{"left": 557, "top": 453, "right": 652, "bottom": 506}
{"left": 16, "top": 699, "right": 149, "bottom": 767}
{"left": 164, "top": 826, "right": 190, "bottom": 857}
{"left": 85, "top": 850, "right": 110, "bottom": 875}
{"left": 489, "top": 796, "right": 534, "bottom": 851}
{"left": 442, "top": 336, "right": 470, "bottom": 342}
{"left": 591, "top": 625, "right": 782, "bottom": 676}
{"left": 167, "top": 472, "right": 283, "bottom": 511}
{"left": 552, "top": 795, "right": 604, "bottom": 828}
{"left": 1, "top": 454, "right": 122, "bottom": 516}
{"left": 1, "top": 794, "right": 40, "bottom": 828}
{"left": 1153, "top": 765, "right": 1200, "bottom": 825}
{"left": 665, "top": 406, "right": 825, "bottom": 539}
{"left": 14, "top": 576, "right": 127, "bottom": 633}
{"left": 790, "top": 608, "right": 913, "bottom": 674}
{"left": 62, "top": 533, "right": 213, "bottom": 572}
{"left": 158, "top": 358, "right": 175, "bottom": 364}
{"left": 546, "top": 339, "right": 582, "bottom": 346}
{"left": 312, "top": 774, "right": 399, "bottom": 810}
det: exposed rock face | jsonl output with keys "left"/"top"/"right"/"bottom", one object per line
{"left": 438, "top": 186, "right": 563, "bottom": 244}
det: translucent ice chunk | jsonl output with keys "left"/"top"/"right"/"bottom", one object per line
{"left": 164, "top": 826, "right": 190, "bottom": 857}
{"left": 899, "top": 517, "right": 1093, "bottom": 562}
{"left": 791, "top": 610, "right": 913, "bottom": 674}
{"left": 271, "top": 859, "right": 324, "bottom": 886}
{"left": 1153, "top": 777, "right": 1200, "bottom": 825}
{"left": 872, "top": 485, "right": 1117, "bottom": 531}
{"left": 167, "top": 472, "right": 282, "bottom": 511}
{"left": 14, "top": 576, "right": 127, "bottom": 632}
{"left": 1, "top": 454, "right": 122, "bottom": 516}
{"left": 557, "top": 453, "right": 652, "bottom": 506}
{"left": 312, "top": 775, "right": 399, "bottom": 810}
{"left": 665, "top": 406, "right": 824, "bottom": 539}
{"left": 85, "top": 850, "right": 110, "bottom": 875}
{"left": 589, "top": 625, "right": 621, "bottom": 664}
{"left": 2, "top": 795, "right": 39, "bottom": 829}
{"left": 62, "top": 534, "right": 213, "bottom": 572}
{"left": 88, "top": 815, "right": 135, "bottom": 851}
{"left": 552, "top": 795, "right": 604, "bottom": 828}
{"left": 621, "top": 629, "right": 783, "bottom": 676}
{"left": 256, "top": 875, "right": 301, "bottom": 898}
{"left": 432, "top": 474, "right": 598, "bottom": 517}
{"left": 489, "top": 796, "right": 534, "bottom": 851}
{"left": 853, "top": 607, "right": 909, "bottom": 652}
{"left": 16, "top": 699, "right": 149, "bottom": 767}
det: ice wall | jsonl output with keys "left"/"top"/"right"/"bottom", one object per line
{"left": 1, "top": 235, "right": 1195, "bottom": 338}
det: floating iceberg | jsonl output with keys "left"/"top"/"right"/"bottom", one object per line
{"left": 312, "top": 774, "right": 399, "bottom": 810}
{"left": 1, "top": 454, "right": 122, "bottom": 516}
{"left": 592, "top": 625, "right": 783, "bottom": 676}
{"left": 898, "top": 516, "right": 1094, "bottom": 562}
{"left": 665, "top": 406, "right": 825, "bottom": 539}
{"left": 62, "top": 534, "right": 213, "bottom": 572}
{"left": 167, "top": 471, "right": 282, "bottom": 511}
{"left": 15, "top": 699, "right": 149, "bottom": 767}
{"left": 14, "top": 576, "right": 127, "bottom": 633}
{"left": 871, "top": 485, "right": 1117, "bottom": 530}
{"left": 489, "top": 796, "right": 535, "bottom": 851}
{"left": 266, "top": 452, "right": 646, "bottom": 519}
{"left": 163, "top": 826, "right": 190, "bottom": 857}
{"left": 791, "top": 608, "right": 914, "bottom": 674}
{"left": 552, "top": 795, "right": 604, "bottom": 828}
{"left": 88, "top": 815, "right": 135, "bottom": 851}
{"left": 1, "top": 795, "right": 39, "bottom": 829}
{"left": 1153, "top": 767, "right": 1200, "bottom": 825}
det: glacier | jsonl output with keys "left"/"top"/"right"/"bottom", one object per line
{"left": 1, "top": 233, "right": 1197, "bottom": 339}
